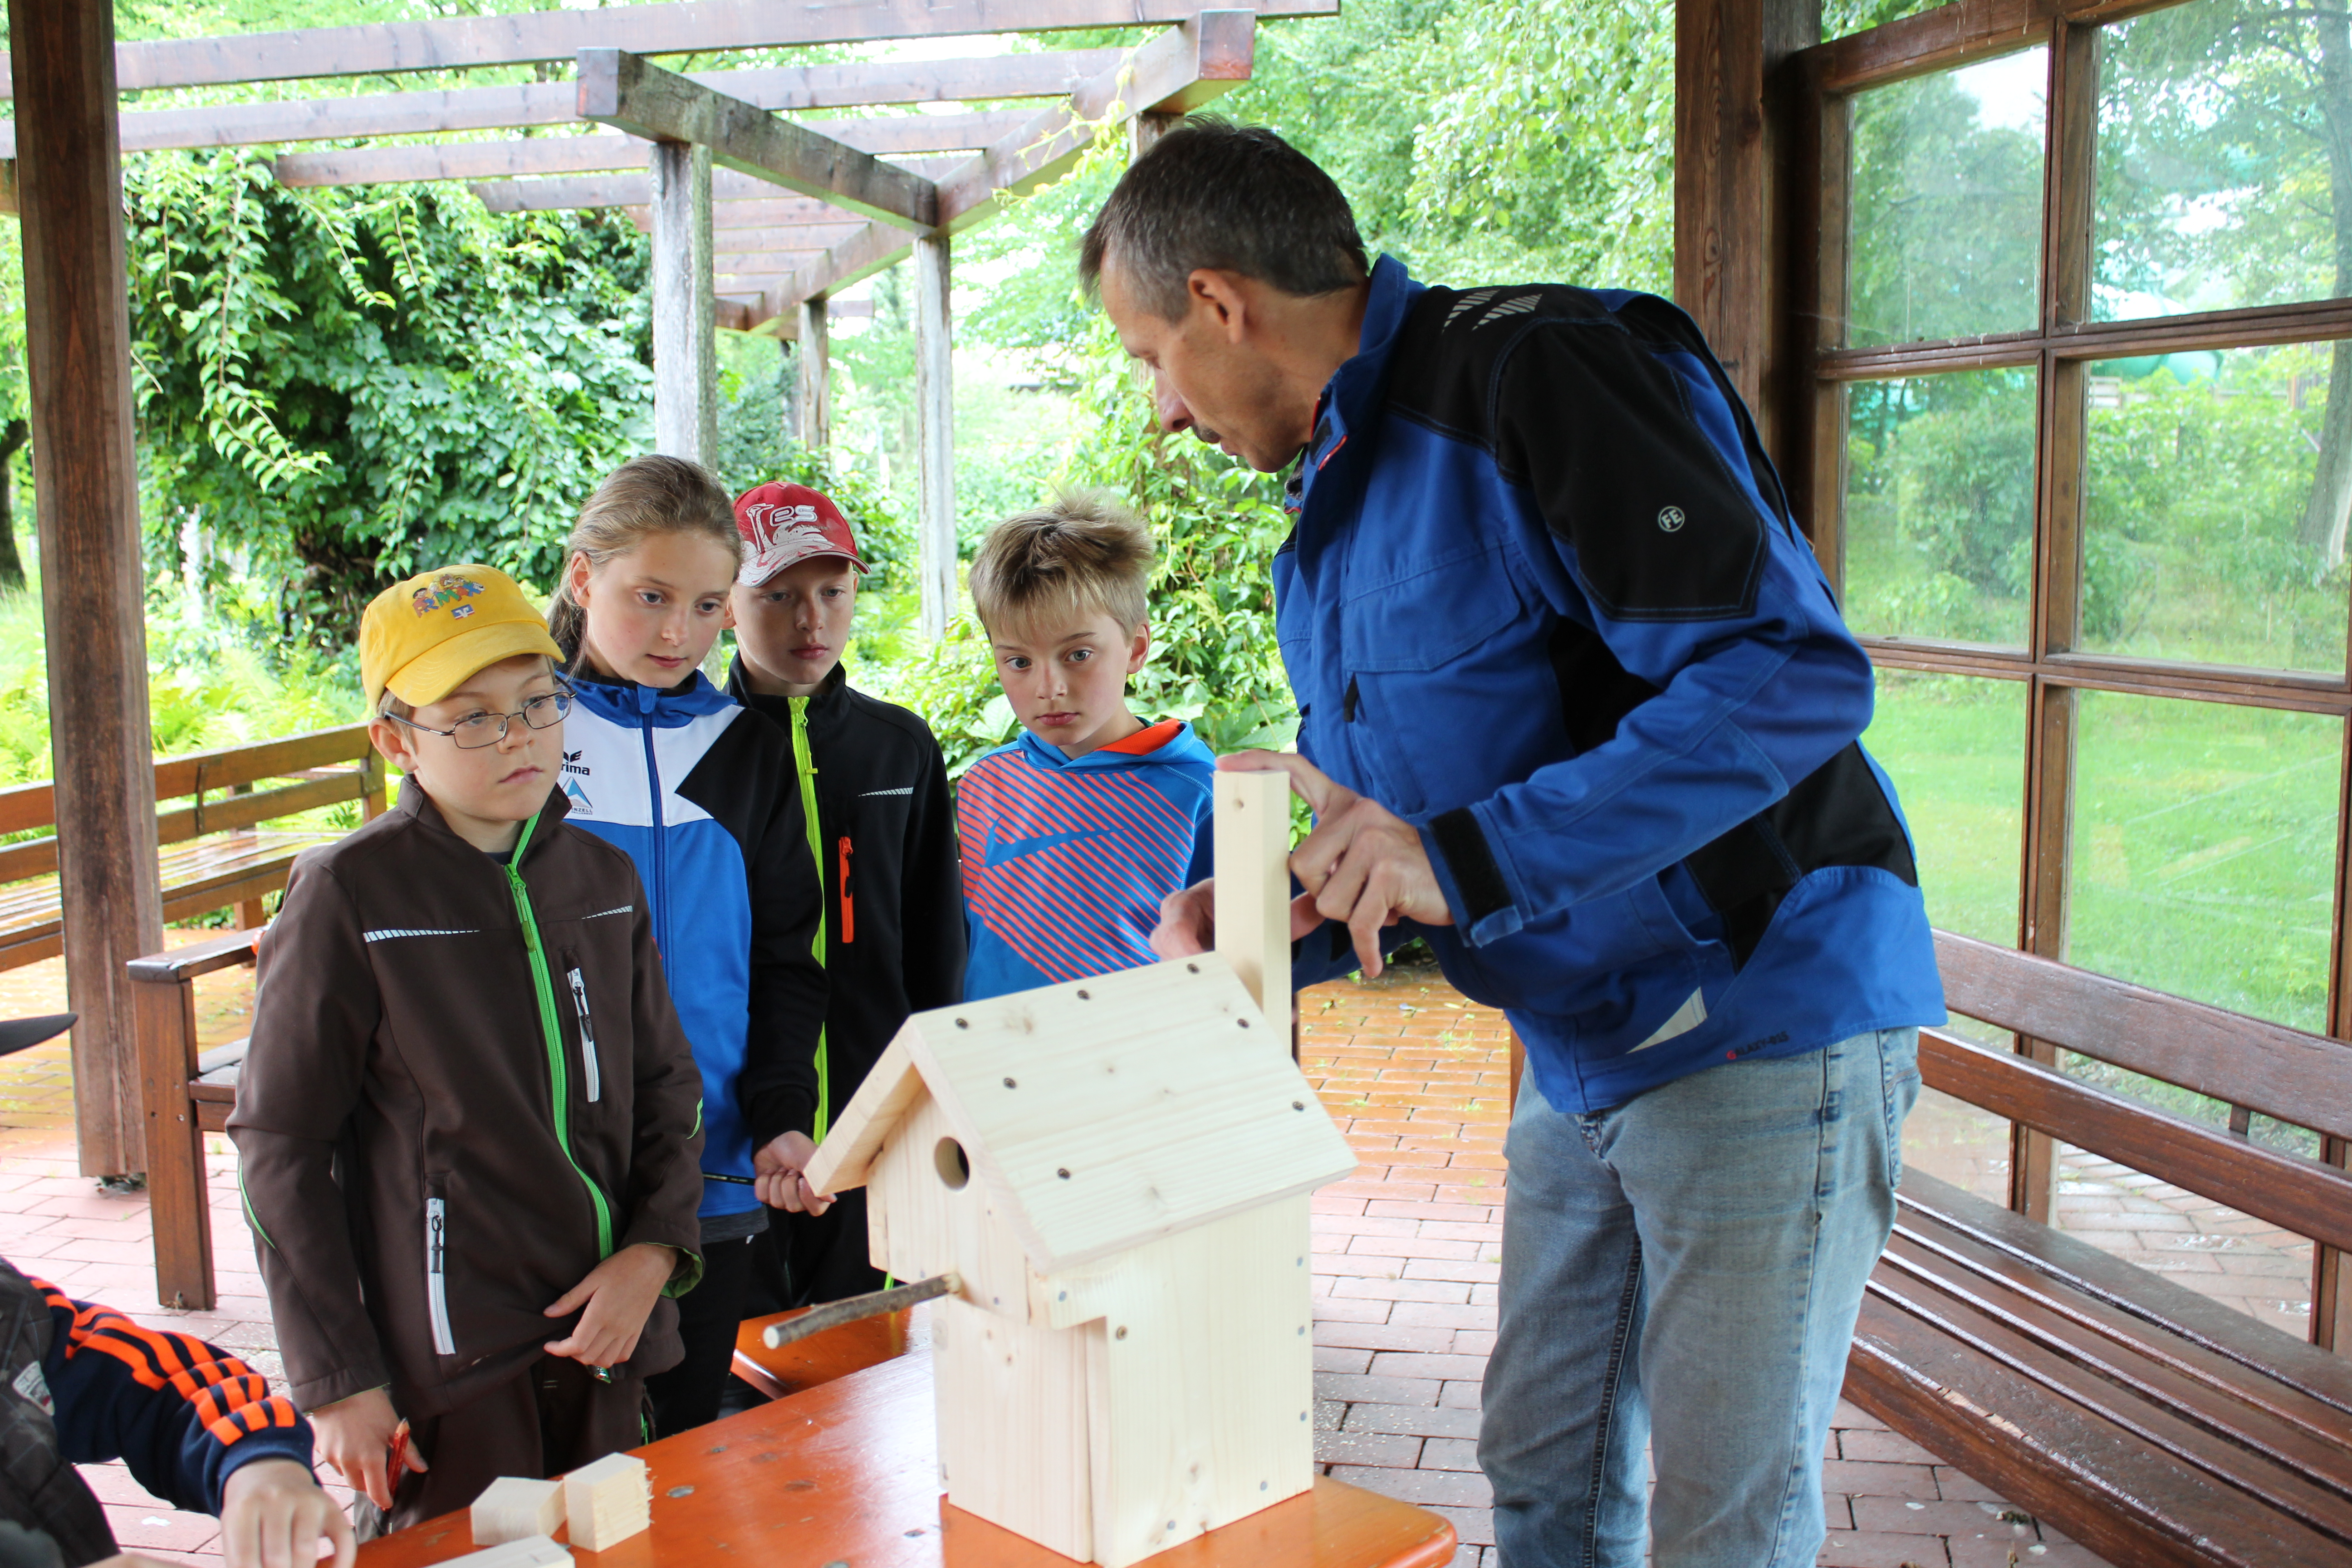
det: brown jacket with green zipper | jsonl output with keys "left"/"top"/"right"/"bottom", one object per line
{"left": 228, "top": 781, "right": 707, "bottom": 1418}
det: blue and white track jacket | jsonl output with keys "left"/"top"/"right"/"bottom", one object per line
{"left": 562, "top": 671, "right": 826, "bottom": 1224}
{"left": 1284, "top": 258, "right": 1946, "bottom": 1113}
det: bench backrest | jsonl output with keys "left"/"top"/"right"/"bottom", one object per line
{"left": 1926, "top": 931, "right": 2352, "bottom": 1259}
{"left": 0, "top": 723, "right": 381, "bottom": 884}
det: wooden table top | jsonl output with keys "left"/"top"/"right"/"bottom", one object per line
{"left": 357, "top": 1351, "right": 1457, "bottom": 1568}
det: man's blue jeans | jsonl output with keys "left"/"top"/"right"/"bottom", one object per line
{"left": 1480, "top": 1028, "right": 1920, "bottom": 1568}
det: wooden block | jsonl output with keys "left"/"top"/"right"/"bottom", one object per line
{"left": 441, "top": 1537, "right": 569, "bottom": 1568}
{"left": 471, "top": 1476, "right": 563, "bottom": 1547}
{"left": 1214, "top": 768, "right": 1292, "bottom": 1019}
{"left": 563, "top": 1452, "right": 650, "bottom": 1552}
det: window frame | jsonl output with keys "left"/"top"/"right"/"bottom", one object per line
{"left": 1776, "top": 0, "right": 2352, "bottom": 1346}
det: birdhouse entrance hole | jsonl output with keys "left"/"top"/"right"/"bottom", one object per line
{"left": 935, "top": 1137, "right": 971, "bottom": 1191}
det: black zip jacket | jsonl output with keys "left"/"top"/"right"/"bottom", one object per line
{"left": 725, "top": 660, "right": 965, "bottom": 1131}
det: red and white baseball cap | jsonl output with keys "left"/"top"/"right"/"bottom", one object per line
{"left": 733, "top": 481, "right": 870, "bottom": 586}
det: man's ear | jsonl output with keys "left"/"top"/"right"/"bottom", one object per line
{"left": 1188, "top": 269, "right": 1252, "bottom": 342}
{"left": 1127, "top": 622, "right": 1152, "bottom": 674}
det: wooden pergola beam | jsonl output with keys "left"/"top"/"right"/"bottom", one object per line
{"left": 578, "top": 49, "right": 937, "bottom": 232}
{"left": 752, "top": 10, "right": 1255, "bottom": 327}
{"left": 711, "top": 225, "right": 862, "bottom": 253}
{"left": 269, "top": 113, "right": 1005, "bottom": 192}
{"left": 0, "top": 0, "right": 1337, "bottom": 97}
{"left": 471, "top": 170, "right": 846, "bottom": 212}
{"left": 72, "top": 50, "right": 1131, "bottom": 155}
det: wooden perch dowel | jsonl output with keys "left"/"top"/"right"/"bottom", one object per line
{"left": 762, "top": 1272, "right": 960, "bottom": 1348}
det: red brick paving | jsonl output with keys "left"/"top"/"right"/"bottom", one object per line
{"left": 0, "top": 949, "right": 2119, "bottom": 1566}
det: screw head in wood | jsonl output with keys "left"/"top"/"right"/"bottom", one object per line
{"left": 1003, "top": 1076, "right": 1017, "bottom": 1088}
{"left": 1076, "top": 988, "right": 1090, "bottom": 999}
{"left": 1057, "top": 1166, "right": 1070, "bottom": 1179}
{"left": 1116, "top": 1325, "right": 1127, "bottom": 1339}
{"left": 955, "top": 1017, "right": 968, "bottom": 1029}
{"left": 1293, "top": 1101, "right": 1305, "bottom": 1110}
{"left": 1186, "top": 962, "right": 1200, "bottom": 973}
{"left": 1238, "top": 1017, "right": 1251, "bottom": 1028}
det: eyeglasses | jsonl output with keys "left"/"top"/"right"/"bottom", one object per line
{"left": 384, "top": 688, "right": 573, "bottom": 750}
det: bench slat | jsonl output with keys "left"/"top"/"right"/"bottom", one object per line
{"left": 1848, "top": 1296, "right": 2352, "bottom": 1568}
{"left": 1935, "top": 931, "right": 2352, "bottom": 1142}
{"left": 1896, "top": 1171, "right": 2352, "bottom": 1417}
{"left": 1877, "top": 1235, "right": 2352, "bottom": 1497}
{"left": 1862, "top": 1272, "right": 2352, "bottom": 1549}
{"left": 1920, "top": 1027, "right": 2352, "bottom": 1255}
{"left": 0, "top": 773, "right": 361, "bottom": 885}
{"left": 0, "top": 723, "right": 371, "bottom": 838}
{"left": 127, "top": 932, "right": 263, "bottom": 985}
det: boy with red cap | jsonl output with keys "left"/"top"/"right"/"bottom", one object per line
{"left": 726, "top": 483, "right": 966, "bottom": 1306}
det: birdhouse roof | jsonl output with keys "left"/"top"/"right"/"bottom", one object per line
{"left": 804, "top": 954, "right": 1358, "bottom": 1274}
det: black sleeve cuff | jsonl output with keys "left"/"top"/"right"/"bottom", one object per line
{"left": 747, "top": 1087, "right": 815, "bottom": 1147}
{"left": 1430, "top": 807, "right": 1514, "bottom": 929}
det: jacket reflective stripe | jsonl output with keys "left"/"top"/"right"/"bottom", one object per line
{"left": 424, "top": 1197, "right": 453, "bottom": 1355}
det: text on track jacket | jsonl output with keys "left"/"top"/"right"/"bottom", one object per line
{"left": 1282, "top": 257, "right": 1945, "bottom": 1113}
{"left": 559, "top": 670, "right": 827, "bottom": 1220}
{"left": 228, "top": 784, "right": 707, "bottom": 1417}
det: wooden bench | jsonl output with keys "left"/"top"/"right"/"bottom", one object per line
{"left": 2, "top": 723, "right": 384, "bottom": 970}
{"left": 1848, "top": 931, "right": 2352, "bottom": 1568}
{"left": 131, "top": 927, "right": 265, "bottom": 1309}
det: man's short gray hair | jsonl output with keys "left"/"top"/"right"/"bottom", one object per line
{"left": 1079, "top": 118, "right": 1368, "bottom": 321}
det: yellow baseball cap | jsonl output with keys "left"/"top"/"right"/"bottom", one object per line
{"left": 360, "top": 565, "right": 563, "bottom": 710}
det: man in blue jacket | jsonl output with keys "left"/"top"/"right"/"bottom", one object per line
{"left": 1106, "top": 122, "right": 1945, "bottom": 1568}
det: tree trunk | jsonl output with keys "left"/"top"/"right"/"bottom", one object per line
{"left": 0, "top": 418, "right": 28, "bottom": 591}
{"left": 2298, "top": 5, "right": 2352, "bottom": 571}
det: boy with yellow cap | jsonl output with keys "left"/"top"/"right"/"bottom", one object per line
{"left": 229, "top": 564, "right": 709, "bottom": 1535}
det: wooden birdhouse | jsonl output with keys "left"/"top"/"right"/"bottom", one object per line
{"left": 805, "top": 773, "right": 1356, "bottom": 1568}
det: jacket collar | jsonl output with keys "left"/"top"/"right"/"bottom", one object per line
{"left": 723, "top": 655, "right": 848, "bottom": 719}
{"left": 396, "top": 771, "right": 572, "bottom": 861}
{"left": 1300, "top": 254, "right": 1424, "bottom": 514}
{"left": 568, "top": 666, "right": 735, "bottom": 729}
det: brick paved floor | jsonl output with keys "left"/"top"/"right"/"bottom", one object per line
{"left": 0, "top": 949, "right": 2128, "bottom": 1565}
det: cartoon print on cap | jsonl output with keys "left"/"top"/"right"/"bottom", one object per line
{"left": 412, "top": 572, "right": 488, "bottom": 617}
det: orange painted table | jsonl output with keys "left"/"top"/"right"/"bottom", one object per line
{"left": 729, "top": 1305, "right": 932, "bottom": 1402}
{"left": 356, "top": 1351, "right": 1457, "bottom": 1568}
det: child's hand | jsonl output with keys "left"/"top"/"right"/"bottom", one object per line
{"left": 309, "top": 1387, "right": 422, "bottom": 1513}
{"left": 754, "top": 1131, "right": 833, "bottom": 1215}
{"left": 218, "top": 1456, "right": 356, "bottom": 1568}
{"left": 1150, "top": 879, "right": 1217, "bottom": 958}
{"left": 543, "top": 1243, "right": 676, "bottom": 1367}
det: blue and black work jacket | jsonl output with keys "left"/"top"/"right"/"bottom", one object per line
{"left": 1283, "top": 257, "right": 1946, "bottom": 1113}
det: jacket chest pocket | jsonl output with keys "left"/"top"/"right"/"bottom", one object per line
{"left": 1338, "top": 546, "right": 1560, "bottom": 817}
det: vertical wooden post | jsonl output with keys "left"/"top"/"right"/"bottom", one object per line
{"left": 649, "top": 140, "right": 716, "bottom": 465}
{"left": 778, "top": 337, "right": 800, "bottom": 448}
{"left": 796, "top": 297, "right": 832, "bottom": 452}
{"left": 1129, "top": 111, "right": 1179, "bottom": 163}
{"left": 1213, "top": 770, "right": 1290, "bottom": 1022}
{"left": 914, "top": 236, "right": 956, "bottom": 643}
{"left": 13, "top": 0, "right": 163, "bottom": 1176}
{"left": 1672, "top": 0, "right": 1821, "bottom": 456}
{"left": 132, "top": 968, "right": 211, "bottom": 1308}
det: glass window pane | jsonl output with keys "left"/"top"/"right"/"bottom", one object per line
{"left": 1904, "top": 1085, "right": 2013, "bottom": 1206}
{"left": 1824, "top": 0, "right": 1945, "bottom": 42}
{"left": 2054, "top": 1144, "right": 2312, "bottom": 1338}
{"left": 1842, "top": 369, "right": 2037, "bottom": 645}
{"left": 1862, "top": 670, "right": 2026, "bottom": 939}
{"left": 1847, "top": 47, "right": 2047, "bottom": 347}
{"left": 2066, "top": 692, "right": 2340, "bottom": 1032}
{"left": 2079, "top": 340, "right": 2351, "bottom": 674}
{"left": 2094, "top": 0, "right": 2347, "bottom": 320}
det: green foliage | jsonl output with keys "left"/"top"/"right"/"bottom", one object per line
{"left": 126, "top": 151, "right": 655, "bottom": 644}
{"left": 881, "top": 323, "right": 1296, "bottom": 775}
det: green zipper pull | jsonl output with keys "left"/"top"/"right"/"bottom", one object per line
{"left": 505, "top": 810, "right": 615, "bottom": 1258}
{"left": 790, "top": 698, "right": 833, "bottom": 1143}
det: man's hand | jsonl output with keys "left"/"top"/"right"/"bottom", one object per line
{"left": 754, "top": 1130, "right": 834, "bottom": 1215}
{"left": 309, "top": 1387, "right": 421, "bottom": 1513}
{"left": 1222, "top": 750, "right": 1453, "bottom": 979}
{"left": 543, "top": 1243, "right": 676, "bottom": 1367}
{"left": 218, "top": 1456, "right": 356, "bottom": 1568}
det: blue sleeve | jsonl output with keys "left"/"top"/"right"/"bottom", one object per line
{"left": 37, "top": 1280, "right": 312, "bottom": 1515}
{"left": 1418, "top": 317, "right": 1874, "bottom": 947}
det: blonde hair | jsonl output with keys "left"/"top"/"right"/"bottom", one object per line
{"left": 547, "top": 455, "right": 743, "bottom": 655}
{"left": 969, "top": 491, "right": 1154, "bottom": 636}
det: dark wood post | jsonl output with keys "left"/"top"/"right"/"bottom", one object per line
{"left": 11, "top": 0, "right": 164, "bottom": 1177}
{"left": 1673, "top": 0, "right": 1820, "bottom": 459}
